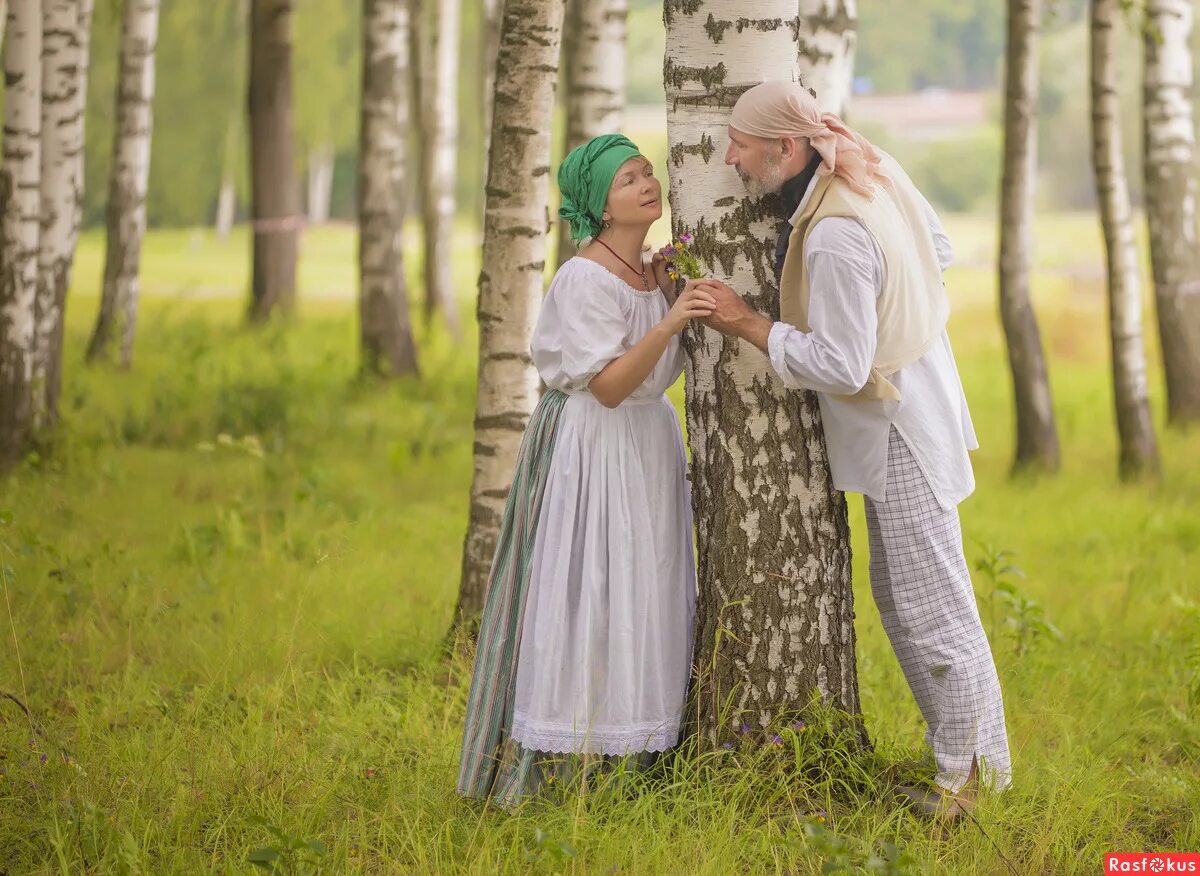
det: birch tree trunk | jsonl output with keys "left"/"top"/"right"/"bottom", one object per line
{"left": 455, "top": 0, "right": 565, "bottom": 622}
{"left": 795, "top": 0, "right": 857, "bottom": 114}
{"left": 248, "top": 0, "right": 300, "bottom": 323}
{"left": 0, "top": 2, "right": 6, "bottom": 52}
{"left": 1090, "top": 0, "right": 1159, "bottom": 478}
{"left": 306, "top": 143, "right": 334, "bottom": 225}
{"left": 411, "top": 0, "right": 462, "bottom": 336}
{"left": 34, "top": 0, "right": 94, "bottom": 430}
{"left": 479, "top": 0, "right": 503, "bottom": 178}
{"left": 0, "top": 1, "right": 43, "bottom": 470}
{"left": 553, "top": 0, "right": 627, "bottom": 267}
{"left": 998, "top": 0, "right": 1059, "bottom": 472}
{"left": 665, "top": 0, "right": 860, "bottom": 746}
{"left": 1143, "top": 0, "right": 1200, "bottom": 427}
{"left": 86, "top": 0, "right": 160, "bottom": 368}
{"left": 358, "top": 0, "right": 419, "bottom": 377}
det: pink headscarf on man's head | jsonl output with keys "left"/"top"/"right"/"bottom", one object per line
{"left": 730, "top": 80, "right": 890, "bottom": 197}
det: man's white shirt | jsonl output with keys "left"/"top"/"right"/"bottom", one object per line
{"left": 766, "top": 174, "right": 978, "bottom": 509}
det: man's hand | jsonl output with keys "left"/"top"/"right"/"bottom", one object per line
{"left": 691, "top": 278, "right": 773, "bottom": 354}
{"left": 692, "top": 279, "right": 752, "bottom": 334}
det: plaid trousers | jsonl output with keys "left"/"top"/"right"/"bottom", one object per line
{"left": 864, "top": 428, "right": 1012, "bottom": 793}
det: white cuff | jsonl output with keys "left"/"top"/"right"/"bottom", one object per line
{"left": 767, "top": 322, "right": 795, "bottom": 385}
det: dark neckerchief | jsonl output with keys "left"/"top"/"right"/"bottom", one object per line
{"left": 774, "top": 153, "right": 825, "bottom": 278}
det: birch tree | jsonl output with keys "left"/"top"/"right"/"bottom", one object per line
{"left": 0, "top": 1, "right": 43, "bottom": 470}
{"left": 411, "top": 0, "right": 462, "bottom": 336}
{"left": 1143, "top": 0, "right": 1200, "bottom": 426}
{"left": 248, "top": 0, "right": 301, "bottom": 322}
{"left": 1090, "top": 0, "right": 1159, "bottom": 477}
{"left": 665, "top": 0, "right": 860, "bottom": 745}
{"left": 553, "top": 0, "right": 627, "bottom": 267}
{"left": 796, "top": 0, "right": 857, "bottom": 114}
{"left": 358, "top": 0, "right": 420, "bottom": 377}
{"left": 34, "top": 0, "right": 94, "bottom": 429}
{"left": 456, "top": 0, "right": 565, "bottom": 622}
{"left": 86, "top": 0, "right": 161, "bottom": 368}
{"left": 999, "top": 0, "right": 1059, "bottom": 471}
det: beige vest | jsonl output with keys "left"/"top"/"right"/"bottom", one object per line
{"left": 778, "top": 153, "right": 950, "bottom": 402}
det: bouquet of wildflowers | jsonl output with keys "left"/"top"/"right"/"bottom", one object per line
{"left": 663, "top": 233, "right": 706, "bottom": 281}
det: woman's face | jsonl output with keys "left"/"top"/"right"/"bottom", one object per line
{"left": 603, "top": 157, "right": 662, "bottom": 228}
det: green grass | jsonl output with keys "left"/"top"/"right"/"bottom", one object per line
{"left": 2, "top": 218, "right": 1199, "bottom": 873}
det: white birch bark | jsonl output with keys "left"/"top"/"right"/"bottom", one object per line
{"left": 554, "top": 0, "right": 627, "bottom": 266}
{"left": 665, "top": 0, "right": 860, "bottom": 745}
{"left": 0, "top": 0, "right": 43, "bottom": 469}
{"left": 412, "top": 0, "right": 462, "bottom": 336}
{"left": 1143, "top": 0, "right": 1200, "bottom": 426}
{"left": 306, "top": 143, "right": 334, "bottom": 225}
{"left": 34, "top": 0, "right": 94, "bottom": 430}
{"left": 795, "top": 0, "right": 857, "bottom": 114}
{"left": 1090, "top": 0, "right": 1159, "bottom": 478}
{"left": 456, "top": 0, "right": 565, "bottom": 621}
{"left": 479, "top": 0, "right": 502, "bottom": 183}
{"left": 86, "top": 0, "right": 160, "bottom": 368}
{"left": 998, "top": 0, "right": 1059, "bottom": 472}
{"left": 358, "top": 0, "right": 419, "bottom": 377}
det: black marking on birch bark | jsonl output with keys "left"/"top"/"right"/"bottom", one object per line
{"left": 663, "top": 0, "right": 703, "bottom": 26}
{"left": 500, "top": 125, "right": 540, "bottom": 137}
{"left": 485, "top": 351, "right": 533, "bottom": 363}
{"left": 803, "top": 0, "right": 857, "bottom": 36}
{"left": 704, "top": 14, "right": 733, "bottom": 43}
{"left": 482, "top": 488, "right": 510, "bottom": 500}
{"left": 713, "top": 196, "right": 735, "bottom": 207}
{"left": 474, "top": 412, "right": 530, "bottom": 432}
{"left": 664, "top": 58, "right": 726, "bottom": 90}
{"left": 499, "top": 225, "right": 542, "bottom": 238}
{"left": 669, "top": 133, "right": 716, "bottom": 167}
{"left": 735, "top": 17, "right": 783, "bottom": 34}
{"left": 669, "top": 83, "right": 755, "bottom": 111}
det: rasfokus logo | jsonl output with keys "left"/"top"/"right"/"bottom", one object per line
{"left": 1105, "top": 854, "right": 1200, "bottom": 873}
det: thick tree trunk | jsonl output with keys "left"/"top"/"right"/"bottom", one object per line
{"left": 1144, "top": 0, "right": 1200, "bottom": 427}
{"left": 306, "top": 143, "right": 334, "bottom": 225}
{"left": 1090, "top": 0, "right": 1159, "bottom": 478}
{"left": 358, "top": 0, "right": 420, "bottom": 378}
{"left": 34, "top": 0, "right": 94, "bottom": 430}
{"left": 411, "top": 0, "right": 462, "bottom": 336}
{"left": 0, "top": 1, "right": 43, "bottom": 470}
{"left": 665, "top": 1, "right": 860, "bottom": 746}
{"left": 248, "top": 0, "right": 300, "bottom": 323}
{"left": 455, "top": 0, "right": 565, "bottom": 622}
{"left": 87, "top": 0, "right": 160, "bottom": 369}
{"left": 554, "top": 0, "right": 627, "bottom": 267}
{"left": 796, "top": 0, "right": 857, "bottom": 114}
{"left": 998, "top": 0, "right": 1059, "bottom": 472}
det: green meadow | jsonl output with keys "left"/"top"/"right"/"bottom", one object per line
{"left": 2, "top": 215, "right": 1198, "bottom": 874}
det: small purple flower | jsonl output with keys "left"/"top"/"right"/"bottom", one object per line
{"left": 791, "top": 721, "right": 807, "bottom": 731}
{"left": 771, "top": 734, "right": 784, "bottom": 745}
{"left": 663, "top": 244, "right": 677, "bottom": 257}
{"left": 722, "top": 742, "right": 735, "bottom": 750}
{"left": 39, "top": 753, "right": 48, "bottom": 764}
{"left": 680, "top": 233, "right": 694, "bottom": 244}
{"left": 739, "top": 723, "right": 752, "bottom": 735}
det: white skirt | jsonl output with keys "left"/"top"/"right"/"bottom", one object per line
{"left": 510, "top": 392, "right": 697, "bottom": 756}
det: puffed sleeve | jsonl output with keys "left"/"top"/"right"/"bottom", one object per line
{"left": 531, "top": 261, "right": 630, "bottom": 391}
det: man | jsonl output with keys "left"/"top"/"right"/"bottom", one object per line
{"left": 694, "top": 81, "right": 1011, "bottom": 821}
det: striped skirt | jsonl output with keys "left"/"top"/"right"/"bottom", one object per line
{"left": 456, "top": 389, "right": 657, "bottom": 807}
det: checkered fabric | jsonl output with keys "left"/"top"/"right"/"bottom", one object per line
{"left": 864, "top": 428, "right": 1012, "bottom": 793}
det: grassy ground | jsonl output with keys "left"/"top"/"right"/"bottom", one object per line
{"left": 2, "top": 218, "right": 1199, "bottom": 874}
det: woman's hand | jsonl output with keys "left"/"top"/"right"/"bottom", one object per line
{"left": 661, "top": 280, "right": 716, "bottom": 335}
{"left": 650, "top": 247, "right": 678, "bottom": 303}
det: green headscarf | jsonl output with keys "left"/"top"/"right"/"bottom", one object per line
{"left": 557, "top": 134, "right": 644, "bottom": 244}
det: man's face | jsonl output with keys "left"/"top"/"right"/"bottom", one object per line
{"left": 725, "top": 127, "right": 785, "bottom": 197}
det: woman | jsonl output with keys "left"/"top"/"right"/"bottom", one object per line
{"left": 457, "top": 134, "right": 714, "bottom": 807}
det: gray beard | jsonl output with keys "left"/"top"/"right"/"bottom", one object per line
{"left": 738, "top": 160, "right": 785, "bottom": 198}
